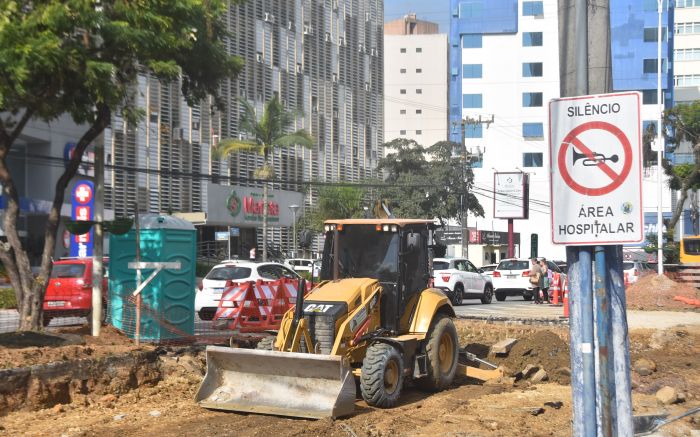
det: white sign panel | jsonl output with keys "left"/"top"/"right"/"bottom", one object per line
{"left": 494, "top": 172, "right": 527, "bottom": 219}
{"left": 549, "top": 92, "right": 643, "bottom": 245}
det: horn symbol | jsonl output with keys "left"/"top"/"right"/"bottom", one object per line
{"left": 573, "top": 150, "right": 619, "bottom": 166}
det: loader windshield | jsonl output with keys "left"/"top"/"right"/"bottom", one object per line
{"left": 321, "top": 225, "right": 399, "bottom": 282}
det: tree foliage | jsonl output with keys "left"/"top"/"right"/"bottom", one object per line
{"left": 304, "top": 185, "right": 366, "bottom": 232}
{"left": 377, "top": 138, "right": 484, "bottom": 224}
{"left": 0, "top": 0, "right": 243, "bottom": 330}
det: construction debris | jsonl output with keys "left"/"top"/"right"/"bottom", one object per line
{"left": 490, "top": 338, "right": 518, "bottom": 355}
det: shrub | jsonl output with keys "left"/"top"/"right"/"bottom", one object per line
{"left": 0, "top": 288, "right": 17, "bottom": 309}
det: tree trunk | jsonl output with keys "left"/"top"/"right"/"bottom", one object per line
{"left": 262, "top": 182, "right": 269, "bottom": 262}
{"left": 667, "top": 144, "right": 700, "bottom": 233}
{"left": 0, "top": 105, "right": 110, "bottom": 331}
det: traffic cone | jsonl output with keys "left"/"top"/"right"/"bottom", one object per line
{"left": 551, "top": 273, "right": 561, "bottom": 306}
{"left": 624, "top": 272, "right": 630, "bottom": 289}
{"left": 562, "top": 278, "right": 569, "bottom": 318}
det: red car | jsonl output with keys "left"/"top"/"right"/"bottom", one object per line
{"left": 42, "top": 258, "right": 108, "bottom": 327}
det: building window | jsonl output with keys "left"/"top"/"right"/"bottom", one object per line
{"left": 416, "top": 130, "right": 422, "bottom": 135}
{"left": 522, "top": 123, "right": 544, "bottom": 139}
{"left": 677, "top": 0, "right": 700, "bottom": 7}
{"left": 400, "top": 109, "right": 406, "bottom": 115}
{"left": 675, "top": 22, "right": 700, "bottom": 34}
{"left": 416, "top": 109, "right": 422, "bottom": 114}
{"left": 675, "top": 74, "right": 700, "bottom": 86}
{"left": 523, "top": 1, "right": 544, "bottom": 16}
{"left": 523, "top": 153, "right": 543, "bottom": 167}
{"left": 522, "top": 62, "right": 543, "bottom": 77}
{"left": 463, "top": 93, "right": 483, "bottom": 108}
{"left": 416, "top": 47, "right": 422, "bottom": 53}
{"left": 416, "top": 68, "right": 423, "bottom": 73}
{"left": 463, "top": 64, "right": 483, "bottom": 78}
{"left": 643, "top": 58, "right": 666, "bottom": 74}
{"left": 400, "top": 48, "right": 406, "bottom": 53}
{"left": 465, "top": 124, "right": 483, "bottom": 138}
{"left": 462, "top": 34, "right": 482, "bottom": 48}
{"left": 460, "top": 2, "right": 484, "bottom": 18}
{"left": 400, "top": 68, "right": 406, "bottom": 73}
{"left": 400, "top": 89, "right": 406, "bottom": 94}
{"left": 644, "top": 27, "right": 667, "bottom": 42}
{"left": 400, "top": 130, "right": 406, "bottom": 135}
{"left": 522, "top": 92, "right": 543, "bottom": 107}
{"left": 416, "top": 89, "right": 422, "bottom": 94}
{"left": 642, "top": 90, "right": 658, "bottom": 104}
{"left": 675, "top": 48, "right": 700, "bottom": 61}
{"left": 522, "top": 32, "right": 543, "bottom": 47}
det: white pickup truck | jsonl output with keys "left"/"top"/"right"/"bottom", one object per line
{"left": 432, "top": 257, "right": 494, "bottom": 305}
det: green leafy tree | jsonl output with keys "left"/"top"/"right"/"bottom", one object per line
{"left": 305, "top": 185, "right": 366, "bottom": 232}
{"left": 215, "top": 96, "right": 313, "bottom": 261}
{"left": 378, "top": 139, "right": 484, "bottom": 224}
{"left": 659, "top": 101, "right": 700, "bottom": 232}
{"left": 0, "top": 0, "right": 243, "bottom": 330}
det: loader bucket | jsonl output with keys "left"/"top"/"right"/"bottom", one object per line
{"left": 195, "top": 346, "right": 357, "bottom": 419}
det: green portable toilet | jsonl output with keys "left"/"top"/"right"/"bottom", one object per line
{"left": 109, "top": 214, "right": 196, "bottom": 342}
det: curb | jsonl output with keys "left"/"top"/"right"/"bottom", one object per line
{"left": 456, "top": 314, "right": 570, "bottom": 326}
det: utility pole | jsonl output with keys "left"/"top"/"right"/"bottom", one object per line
{"left": 656, "top": 0, "right": 664, "bottom": 275}
{"left": 92, "top": 134, "right": 104, "bottom": 336}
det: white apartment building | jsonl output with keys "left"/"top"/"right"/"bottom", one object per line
{"left": 674, "top": 0, "right": 700, "bottom": 105}
{"left": 384, "top": 16, "right": 448, "bottom": 149}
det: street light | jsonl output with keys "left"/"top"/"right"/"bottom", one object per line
{"left": 656, "top": 0, "right": 664, "bottom": 275}
{"left": 289, "top": 204, "right": 299, "bottom": 257}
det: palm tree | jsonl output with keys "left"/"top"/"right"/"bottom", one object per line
{"left": 215, "top": 96, "right": 313, "bottom": 261}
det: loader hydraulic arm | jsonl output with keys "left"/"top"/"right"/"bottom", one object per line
{"left": 279, "top": 279, "right": 314, "bottom": 352}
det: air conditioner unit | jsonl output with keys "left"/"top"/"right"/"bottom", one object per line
{"left": 332, "top": 73, "right": 338, "bottom": 83}
{"left": 338, "top": 36, "right": 345, "bottom": 46}
{"left": 325, "top": 32, "right": 330, "bottom": 42}
{"left": 256, "top": 52, "right": 263, "bottom": 62}
{"left": 264, "top": 12, "right": 270, "bottom": 22}
{"left": 296, "top": 64, "right": 302, "bottom": 73}
{"left": 288, "top": 20, "right": 293, "bottom": 30}
{"left": 303, "top": 25, "right": 312, "bottom": 35}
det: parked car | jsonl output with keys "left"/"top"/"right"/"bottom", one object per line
{"left": 42, "top": 257, "right": 109, "bottom": 327}
{"left": 284, "top": 258, "right": 314, "bottom": 273}
{"left": 480, "top": 264, "right": 498, "bottom": 277}
{"left": 432, "top": 257, "right": 493, "bottom": 305}
{"left": 623, "top": 261, "right": 652, "bottom": 284}
{"left": 195, "top": 261, "right": 301, "bottom": 321}
{"left": 492, "top": 258, "right": 566, "bottom": 301}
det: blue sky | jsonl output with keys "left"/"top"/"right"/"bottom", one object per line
{"left": 384, "top": 0, "right": 450, "bottom": 32}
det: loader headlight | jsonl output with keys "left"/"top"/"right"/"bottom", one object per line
{"left": 391, "top": 225, "right": 398, "bottom": 232}
{"left": 382, "top": 225, "right": 389, "bottom": 232}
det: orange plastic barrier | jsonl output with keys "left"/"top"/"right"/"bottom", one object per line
{"left": 673, "top": 296, "right": 700, "bottom": 307}
{"left": 562, "top": 278, "right": 569, "bottom": 318}
{"left": 550, "top": 273, "right": 561, "bottom": 306}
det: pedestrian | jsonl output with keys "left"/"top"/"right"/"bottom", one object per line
{"left": 540, "top": 258, "right": 551, "bottom": 304}
{"left": 529, "top": 257, "right": 543, "bottom": 304}
{"left": 249, "top": 246, "right": 256, "bottom": 262}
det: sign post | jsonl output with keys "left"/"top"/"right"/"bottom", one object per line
{"left": 550, "top": 91, "right": 641, "bottom": 436}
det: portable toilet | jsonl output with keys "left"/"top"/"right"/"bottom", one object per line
{"left": 109, "top": 214, "right": 196, "bottom": 342}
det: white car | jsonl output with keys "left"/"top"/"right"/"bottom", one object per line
{"left": 623, "top": 261, "right": 652, "bottom": 284}
{"left": 285, "top": 258, "right": 314, "bottom": 273}
{"left": 195, "top": 261, "right": 301, "bottom": 320}
{"left": 432, "top": 257, "right": 493, "bottom": 305}
{"left": 492, "top": 258, "right": 566, "bottom": 301}
{"left": 480, "top": 264, "right": 498, "bottom": 277}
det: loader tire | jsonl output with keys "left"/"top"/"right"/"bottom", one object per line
{"left": 256, "top": 336, "right": 276, "bottom": 351}
{"left": 415, "top": 314, "right": 458, "bottom": 392}
{"left": 360, "top": 343, "right": 404, "bottom": 408}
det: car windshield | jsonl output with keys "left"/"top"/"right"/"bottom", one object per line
{"left": 622, "top": 263, "right": 634, "bottom": 270}
{"left": 433, "top": 261, "right": 450, "bottom": 270}
{"left": 497, "top": 260, "right": 529, "bottom": 271}
{"left": 321, "top": 225, "right": 399, "bottom": 282}
{"left": 51, "top": 264, "right": 86, "bottom": 278}
{"left": 481, "top": 265, "right": 496, "bottom": 272}
{"left": 206, "top": 266, "right": 252, "bottom": 280}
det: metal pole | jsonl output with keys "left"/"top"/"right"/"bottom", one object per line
{"left": 594, "top": 246, "right": 615, "bottom": 436}
{"left": 575, "top": 0, "right": 589, "bottom": 95}
{"left": 293, "top": 210, "right": 297, "bottom": 256}
{"left": 134, "top": 206, "right": 141, "bottom": 346}
{"left": 507, "top": 219, "right": 514, "bottom": 258}
{"left": 656, "top": 0, "right": 665, "bottom": 275}
{"left": 92, "top": 138, "right": 104, "bottom": 336}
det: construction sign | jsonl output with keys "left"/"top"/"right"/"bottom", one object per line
{"left": 549, "top": 92, "right": 643, "bottom": 245}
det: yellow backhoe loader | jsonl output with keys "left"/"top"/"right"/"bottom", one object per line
{"left": 196, "top": 219, "right": 503, "bottom": 419}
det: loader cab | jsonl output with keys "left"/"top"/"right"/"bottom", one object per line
{"left": 320, "top": 220, "right": 433, "bottom": 333}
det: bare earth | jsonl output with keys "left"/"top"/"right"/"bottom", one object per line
{"left": 1, "top": 320, "right": 698, "bottom": 436}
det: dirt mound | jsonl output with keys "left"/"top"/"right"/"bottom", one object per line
{"left": 495, "top": 331, "right": 571, "bottom": 384}
{"left": 0, "top": 331, "right": 85, "bottom": 348}
{"left": 627, "top": 274, "right": 700, "bottom": 312}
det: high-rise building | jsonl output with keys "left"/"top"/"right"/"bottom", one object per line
{"left": 6, "top": 0, "right": 385, "bottom": 261}
{"left": 673, "top": 0, "right": 700, "bottom": 165}
{"left": 384, "top": 15, "right": 448, "bottom": 148}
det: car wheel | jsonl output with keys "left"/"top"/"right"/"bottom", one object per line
{"left": 495, "top": 292, "right": 506, "bottom": 302}
{"left": 523, "top": 294, "right": 533, "bottom": 301}
{"left": 198, "top": 309, "right": 215, "bottom": 321}
{"left": 452, "top": 284, "right": 464, "bottom": 306}
{"left": 481, "top": 285, "right": 493, "bottom": 304}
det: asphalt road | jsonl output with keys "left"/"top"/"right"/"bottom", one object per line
{"left": 453, "top": 297, "right": 567, "bottom": 322}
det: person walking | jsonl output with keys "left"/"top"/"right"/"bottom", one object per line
{"left": 539, "top": 258, "right": 551, "bottom": 304}
{"left": 529, "top": 258, "right": 543, "bottom": 304}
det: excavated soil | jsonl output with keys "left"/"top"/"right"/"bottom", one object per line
{"left": 627, "top": 274, "right": 700, "bottom": 312}
{"left": 0, "top": 326, "right": 153, "bottom": 369}
{"left": 0, "top": 321, "right": 698, "bottom": 436}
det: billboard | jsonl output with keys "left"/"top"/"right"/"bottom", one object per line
{"left": 493, "top": 172, "right": 529, "bottom": 219}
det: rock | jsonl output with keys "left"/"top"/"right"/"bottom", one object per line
{"left": 490, "top": 338, "right": 518, "bottom": 355}
{"left": 630, "top": 373, "right": 641, "bottom": 389}
{"left": 656, "top": 386, "right": 678, "bottom": 405}
{"left": 531, "top": 369, "right": 549, "bottom": 383}
{"left": 554, "top": 367, "right": 571, "bottom": 377}
{"left": 649, "top": 331, "right": 674, "bottom": 350}
{"left": 488, "top": 422, "right": 499, "bottom": 431}
{"left": 521, "top": 364, "right": 540, "bottom": 379}
{"left": 149, "top": 410, "right": 161, "bottom": 417}
{"left": 52, "top": 404, "right": 64, "bottom": 413}
{"left": 100, "top": 394, "right": 117, "bottom": 404}
{"left": 544, "top": 401, "right": 563, "bottom": 409}
{"left": 484, "top": 376, "right": 515, "bottom": 388}
{"left": 677, "top": 392, "right": 686, "bottom": 403}
{"left": 634, "top": 358, "right": 657, "bottom": 376}
{"left": 113, "top": 413, "right": 127, "bottom": 421}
